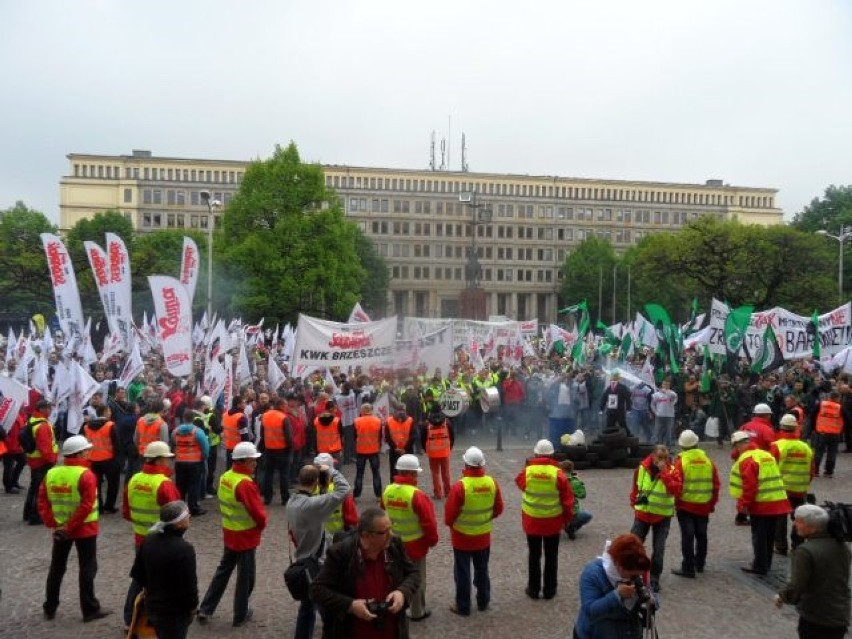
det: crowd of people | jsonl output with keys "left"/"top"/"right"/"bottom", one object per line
{"left": 1, "top": 337, "right": 851, "bottom": 639}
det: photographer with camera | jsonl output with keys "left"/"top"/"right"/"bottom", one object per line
{"left": 311, "top": 507, "right": 421, "bottom": 639}
{"left": 575, "top": 533, "right": 657, "bottom": 639}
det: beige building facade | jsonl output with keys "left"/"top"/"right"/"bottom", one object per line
{"left": 60, "top": 150, "right": 782, "bottom": 323}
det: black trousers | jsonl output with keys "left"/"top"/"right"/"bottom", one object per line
{"left": 174, "top": 462, "right": 203, "bottom": 513}
{"left": 676, "top": 510, "right": 708, "bottom": 573}
{"left": 150, "top": 612, "right": 193, "bottom": 639}
{"left": 2, "top": 451, "right": 26, "bottom": 491}
{"left": 354, "top": 453, "right": 382, "bottom": 498}
{"left": 24, "top": 464, "right": 52, "bottom": 523}
{"left": 775, "top": 494, "right": 805, "bottom": 552}
{"left": 44, "top": 535, "right": 100, "bottom": 617}
{"left": 261, "top": 450, "right": 290, "bottom": 504}
{"left": 90, "top": 458, "right": 121, "bottom": 511}
{"left": 199, "top": 547, "right": 256, "bottom": 624}
{"left": 206, "top": 444, "right": 219, "bottom": 494}
{"left": 798, "top": 616, "right": 847, "bottom": 639}
{"left": 750, "top": 514, "right": 782, "bottom": 573}
{"left": 527, "top": 534, "right": 560, "bottom": 597}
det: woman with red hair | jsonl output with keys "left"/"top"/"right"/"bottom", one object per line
{"left": 574, "top": 533, "right": 657, "bottom": 639}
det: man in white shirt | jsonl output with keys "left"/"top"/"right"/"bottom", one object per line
{"left": 651, "top": 379, "right": 678, "bottom": 446}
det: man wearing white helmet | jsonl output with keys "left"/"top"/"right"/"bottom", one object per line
{"left": 738, "top": 403, "right": 777, "bottom": 452}
{"left": 198, "top": 441, "right": 268, "bottom": 628}
{"left": 770, "top": 413, "right": 814, "bottom": 555}
{"left": 445, "top": 447, "right": 504, "bottom": 616}
{"left": 38, "top": 435, "right": 109, "bottom": 622}
{"left": 382, "top": 454, "right": 439, "bottom": 622}
{"left": 312, "top": 452, "right": 359, "bottom": 539}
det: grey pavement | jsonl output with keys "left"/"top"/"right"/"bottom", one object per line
{"left": 1, "top": 430, "right": 849, "bottom": 639}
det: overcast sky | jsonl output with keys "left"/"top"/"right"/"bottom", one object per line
{"left": 1, "top": 1, "right": 850, "bottom": 223}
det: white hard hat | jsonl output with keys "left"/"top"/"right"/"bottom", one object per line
{"left": 534, "top": 439, "right": 555, "bottom": 456}
{"left": 678, "top": 429, "right": 699, "bottom": 448}
{"left": 144, "top": 441, "right": 175, "bottom": 459}
{"left": 162, "top": 398, "right": 172, "bottom": 411}
{"left": 232, "top": 442, "right": 262, "bottom": 460}
{"left": 779, "top": 414, "right": 798, "bottom": 430}
{"left": 753, "top": 403, "right": 772, "bottom": 415}
{"left": 200, "top": 395, "right": 214, "bottom": 409}
{"left": 462, "top": 446, "right": 485, "bottom": 468}
{"left": 62, "top": 435, "right": 93, "bottom": 456}
{"left": 313, "top": 452, "right": 335, "bottom": 466}
{"left": 731, "top": 431, "right": 752, "bottom": 445}
{"left": 395, "top": 454, "right": 422, "bottom": 473}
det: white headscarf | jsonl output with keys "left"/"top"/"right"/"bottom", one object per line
{"left": 149, "top": 502, "right": 190, "bottom": 534}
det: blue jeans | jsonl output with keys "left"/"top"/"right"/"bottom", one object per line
{"left": 453, "top": 548, "right": 491, "bottom": 614}
{"left": 654, "top": 416, "right": 675, "bottom": 447}
{"left": 676, "top": 510, "right": 708, "bottom": 573}
{"left": 630, "top": 516, "right": 671, "bottom": 579}
{"left": 548, "top": 416, "right": 575, "bottom": 445}
{"left": 629, "top": 410, "right": 653, "bottom": 442}
{"left": 567, "top": 510, "right": 593, "bottom": 534}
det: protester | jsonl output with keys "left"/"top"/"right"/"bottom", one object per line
{"left": 385, "top": 407, "right": 415, "bottom": 485}
{"left": 312, "top": 453, "right": 359, "bottom": 540}
{"left": 353, "top": 403, "right": 383, "bottom": 499}
{"left": 650, "top": 379, "right": 678, "bottom": 447}
{"left": 559, "top": 459, "right": 593, "bottom": 539}
{"left": 600, "top": 372, "right": 631, "bottom": 433}
{"left": 24, "top": 398, "right": 59, "bottom": 525}
{"left": 771, "top": 414, "right": 814, "bottom": 555}
{"left": 423, "top": 411, "right": 454, "bottom": 500}
{"left": 171, "top": 408, "right": 210, "bottom": 516}
{"left": 83, "top": 404, "right": 121, "bottom": 514}
{"left": 259, "top": 397, "right": 293, "bottom": 505}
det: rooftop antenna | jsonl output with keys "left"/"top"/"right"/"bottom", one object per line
{"left": 429, "top": 131, "right": 436, "bottom": 171}
{"left": 439, "top": 138, "right": 446, "bottom": 171}
{"left": 461, "top": 133, "right": 469, "bottom": 172}
{"left": 448, "top": 115, "right": 452, "bottom": 171}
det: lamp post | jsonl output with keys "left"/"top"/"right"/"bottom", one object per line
{"left": 199, "top": 190, "right": 222, "bottom": 321}
{"left": 816, "top": 225, "right": 852, "bottom": 306}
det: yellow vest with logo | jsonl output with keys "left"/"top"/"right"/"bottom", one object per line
{"left": 202, "top": 412, "right": 220, "bottom": 447}
{"left": 128, "top": 472, "right": 169, "bottom": 537}
{"left": 45, "top": 465, "right": 98, "bottom": 525}
{"left": 775, "top": 439, "right": 813, "bottom": 494}
{"left": 730, "top": 449, "right": 787, "bottom": 502}
{"left": 27, "top": 417, "right": 59, "bottom": 460}
{"left": 453, "top": 475, "right": 497, "bottom": 536}
{"left": 383, "top": 483, "right": 424, "bottom": 542}
{"left": 218, "top": 469, "right": 256, "bottom": 531}
{"left": 521, "top": 464, "right": 562, "bottom": 519}
{"left": 678, "top": 449, "right": 714, "bottom": 505}
{"left": 314, "top": 481, "right": 345, "bottom": 534}
{"left": 634, "top": 465, "right": 675, "bottom": 517}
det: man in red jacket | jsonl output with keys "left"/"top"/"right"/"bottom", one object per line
{"left": 445, "top": 446, "right": 504, "bottom": 616}
{"left": 38, "top": 435, "right": 109, "bottom": 622}
{"left": 25, "top": 398, "right": 59, "bottom": 525}
{"left": 382, "top": 454, "right": 439, "bottom": 622}
{"left": 739, "top": 403, "right": 777, "bottom": 451}
{"left": 502, "top": 370, "right": 526, "bottom": 436}
{"left": 515, "top": 439, "right": 574, "bottom": 600}
{"left": 2, "top": 412, "right": 27, "bottom": 494}
{"left": 730, "top": 430, "right": 791, "bottom": 576}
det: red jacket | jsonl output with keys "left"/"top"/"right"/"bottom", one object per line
{"left": 630, "top": 455, "right": 680, "bottom": 525}
{"left": 37, "top": 458, "right": 99, "bottom": 539}
{"left": 670, "top": 454, "right": 720, "bottom": 517}
{"left": 382, "top": 474, "right": 439, "bottom": 561}
{"left": 739, "top": 416, "right": 776, "bottom": 451}
{"left": 223, "top": 461, "right": 268, "bottom": 551}
{"left": 734, "top": 444, "right": 791, "bottom": 516}
{"left": 445, "top": 467, "right": 504, "bottom": 551}
{"left": 5, "top": 413, "right": 25, "bottom": 454}
{"left": 122, "top": 463, "right": 183, "bottom": 546}
{"left": 28, "top": 411, "right": 59, "bottom": 469}
{"left": 502, "top": 378, "right": 526, "bottom": 405}
{"left": 515, "top": 457, "right": 574, "bottom": 535}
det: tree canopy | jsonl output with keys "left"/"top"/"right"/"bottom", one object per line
{"left": 0, "top": 202, "right": 57, "bottom": 318}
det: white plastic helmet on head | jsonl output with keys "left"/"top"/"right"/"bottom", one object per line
{"left": 395, "top": 454, "right": 423, "bottom": 473}
{"left": 753, "top": 403, "right": 772, "bottom": 415}
{"left": 232, "top": 442, "right": 262, "bottom": 460}
{"left": 144, "top": 441, "right": 175, "bottom": 459}
{"left": 62, "top": 435, "right": 93, "bottom": 456}
{"left": 779, "top": 414, "right": 798, "bottom": 430}
{"left": 462, "top": 446, "right": 486, "bottom": 468}
{"left": 200, "top": 395, "right": 214, "bottom": 410}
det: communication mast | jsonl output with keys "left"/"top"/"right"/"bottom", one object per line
{"left": 461, "top": 133, "right": 469, "bottom": 172}
{"left": 429, "top": 131, "right": 436, "bottom": 171}
{"left": 439, "top": 138, "right": 446, "bottom": 171}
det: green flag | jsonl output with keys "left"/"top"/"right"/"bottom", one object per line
{"left": 619, "top": 333, "right": 633, "bottom": 362}
{"left": 571, "top": 301, "right": 590, "bottom": 361}
{"left": 751, "top": 325, "right": 785, "bottom": 373}
{"left": 811, "top": 310, "right": 821, "bottom": 359}
{"left": 597, "top": 320, "right": 621, "bottom": 346}
{"left": 700, "top": 345, "right": 714, "bottom": 392}
{"left": 724, "top": 305, "right": 753, "bottom": 358}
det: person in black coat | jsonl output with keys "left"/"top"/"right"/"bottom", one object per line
{"left": 311, "top": 507, "right": 421, "bottom": 639}
{"left": 130, "top": 500, "right": 198, "bottom": 639}
{"left": 599, "top": 372, "right": 632, "bottom": 433}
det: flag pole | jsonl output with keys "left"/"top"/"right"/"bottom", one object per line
{"left": 612, "top": 264, "right": 617, "bottom": 325}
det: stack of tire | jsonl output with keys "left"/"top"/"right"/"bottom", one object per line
{"left": 558, "top": 428, "right": 656, "bottom": 471}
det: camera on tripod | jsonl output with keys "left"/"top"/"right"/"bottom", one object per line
{"left": 631, "top": 576, "right": 653, "bottom": 605}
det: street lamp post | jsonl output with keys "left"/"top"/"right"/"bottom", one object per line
{"left": 199, "top": 190, "right": 222, "bottom": 322}
{"left": 816, "top": 225, "right": 852, "bottom": 306}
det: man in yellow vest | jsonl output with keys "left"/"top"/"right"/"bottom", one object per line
{"left": 444, "top": 446, "right": 504, "bottom": 616}
{"left": 670, "top": 430, "right": 720, "bottom": 578}
{"left": 813, "top": 390, "right": 843, "bottom": 477}
{"left": 313, "top": 452, "right": 359, "bottom": 540}
{"left": 629, "top": 444, "right": 678, "bottom": 592}
{"left": 122, "top": 440, "right": 181, "bottom": 628}
{"left": 198, "top": 441, "right": 268, "bottom": 627}
{"left": 38, "top": 435, "right": 109, "bottom": 623}
{"left": 730, "top": 430, "right": 791, "bottom": 575}
{"left": 24, "top": 398, "right": 59, "bottom": 525}
{"left": 382, "top": 454, "right": 439, "bottom": 622}
{"left": 771, "top": 413, "right": 814, "bottom": 555}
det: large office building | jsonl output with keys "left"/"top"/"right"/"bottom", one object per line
{"left": 60, "top": 150, "right": 782, "bottom": 323}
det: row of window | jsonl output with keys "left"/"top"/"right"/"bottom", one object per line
{"left": 74, "top": 163, "right": 244, "bottom": 185}
{"left": 375, "top": 243, "right": 558, "bottom": 263}
{"left": 140, "top": 212, "right": 222, "bottom": 229}
{"left": 390, "top": 264, "right": 556, "bottom": 284}
{"left": 331, "top": 174, "right": 774, "bottom": 209}
{"left": 137, "top": 189, "right": 234, "bottom": 207}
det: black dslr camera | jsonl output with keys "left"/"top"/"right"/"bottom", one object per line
{"left": 367, "top": 600, "right": 390, "bottom": 629}
{"left": 631, "top": 576, "right": 653, "bottom": 605}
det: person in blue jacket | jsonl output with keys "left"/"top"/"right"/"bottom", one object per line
{"left": 575, "top": 533, "right": 658, "bottom": 639}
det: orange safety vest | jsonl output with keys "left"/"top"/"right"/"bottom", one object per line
{"left": 136, "top": 416, "right": 165, "bottom": 455}
{"left": 387, "top": 417, "right": 413, "bottom": 450}
{"left": 84, "top": 421, "right": 115, "bottom": 462}
{"left": 315, "top": 416, "right": 343, "bottom": 454}
{"left": 222, "top": 411, "right": 244, "bottom": 451}
{"left": 174, "top": 427, "right": 203, "bottom": 463}
{"left": 816, "top": 400, "right": 843, "bottom": 435}
{"left": 261, "top": 409, "right": 288, "bottom": 450}
{"left": 425, "top": 422, "right": 451, "bottom": 459}
{"left": 355, "top": 415, "right": 382, "bottom": 455}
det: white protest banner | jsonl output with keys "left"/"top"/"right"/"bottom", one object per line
{"left": 106, "top": 233, "right": 134, "bottom": 351}
{"left": 41, "top": 233, "right": 85, "bottom": 338}
{"left": 394, "top": 325, "right": 454, "bottom": 374}
{"left": 519, "top": 319, "right": 539, "bottom": 335}
{"left": 149, "top": 275, "right": 193, "bottom": 376}
{"left": 179, "top": 236, "right": 200, "bottom": 303}
{"left": 0, "top": 375, "right": 29, "bottom": 431}
{"left": 292, "top": 314, "right": 396, "bottom": 373}
{"left": 707, "top": 299, "right": 852, "bottom": 360}
{"left": 84, "top": 241, "right": 115, "bottom": 332}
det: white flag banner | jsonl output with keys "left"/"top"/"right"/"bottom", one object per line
{"left": 292, "top": 314, "right": 396, "bottom": 373}
{"left": 119, "top": 340, "right": 145, "bottom": 388}
{"left": 0, "top": 375, "right": 30, "bottom": 431}
{"left": 829, "top": 347, "right": 852, "bottom": 374}
{"left": 348, "top": 302, "right": 371, "bottom": 323}
{"left": 51, "top": 360, "right": 73, "bottom": 405}
{"left": 266, "top": 355, "right": 285, "bottom": 391}
{"left": 149, "top": 275, "right": 193, "bottom": 376}
{"left": 634, "top": 312, "right": 659, "bottom": 350}
{"left": 683, "top": 325, "right": 713, "bottom": 351}
{"left": 519, "top": 319, "right": 539, "bottom": 335}
{"left": 41, "top": 233, "right": 85, "bottom": 338}
{"left": 393, "top": 325, "right": 454, "bottom": 374}
{"left": 237, "top": 338, "right": 252, "bottom": 387}
{"left": 179, "top": 236, "right": 201, "bottom": 304}
{"left": 106, "top": 233, "right": 133, "bottom": 351}
{"left": 5, "top": 328, "right": 15, "bottom": 365}
{"left": 84, "top": 241, "right": 115, "bottom": 332}
{"left": 223, "top": 354, "right": 234, "bottom": 413}
{"left": 374, "top": 391, "right": 391, "bottom": 424}
{"left": 67, "top": 361, "right": 100, "bottom": 436}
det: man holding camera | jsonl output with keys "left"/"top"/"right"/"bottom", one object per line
{"left": 311, "top": 507, "right": 421, "bottom": 639}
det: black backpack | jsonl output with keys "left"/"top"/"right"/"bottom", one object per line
{"left": 19, "top": 418, "right": 42, "bottom": 454}
{"left": 823, "top": 501, "right": 852, "bottom": 542}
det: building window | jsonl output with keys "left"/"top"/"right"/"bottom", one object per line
{"left": 143, "top": 189, "right": 152, "bottom": 204}
{"left": 153, "top": 190, "right": 162, "bottom": 205}
{"left": 167, "top": 190, "right": 176, "bottom": 205}
{"left": 124, "top": 188, "right": 132, "bottom": 203}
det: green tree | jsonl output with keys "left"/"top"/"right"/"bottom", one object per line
{"left": 0, "top": 201, "right": 57, "bottom": 317}
{"left": 791, "top": 185, "right": 852, "bottom": 232}
{"left": 220, "top": 142, "right": 374, "bottom": 321}
{"left": 559, "top": 236, "right": 618, "bottom": 325}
